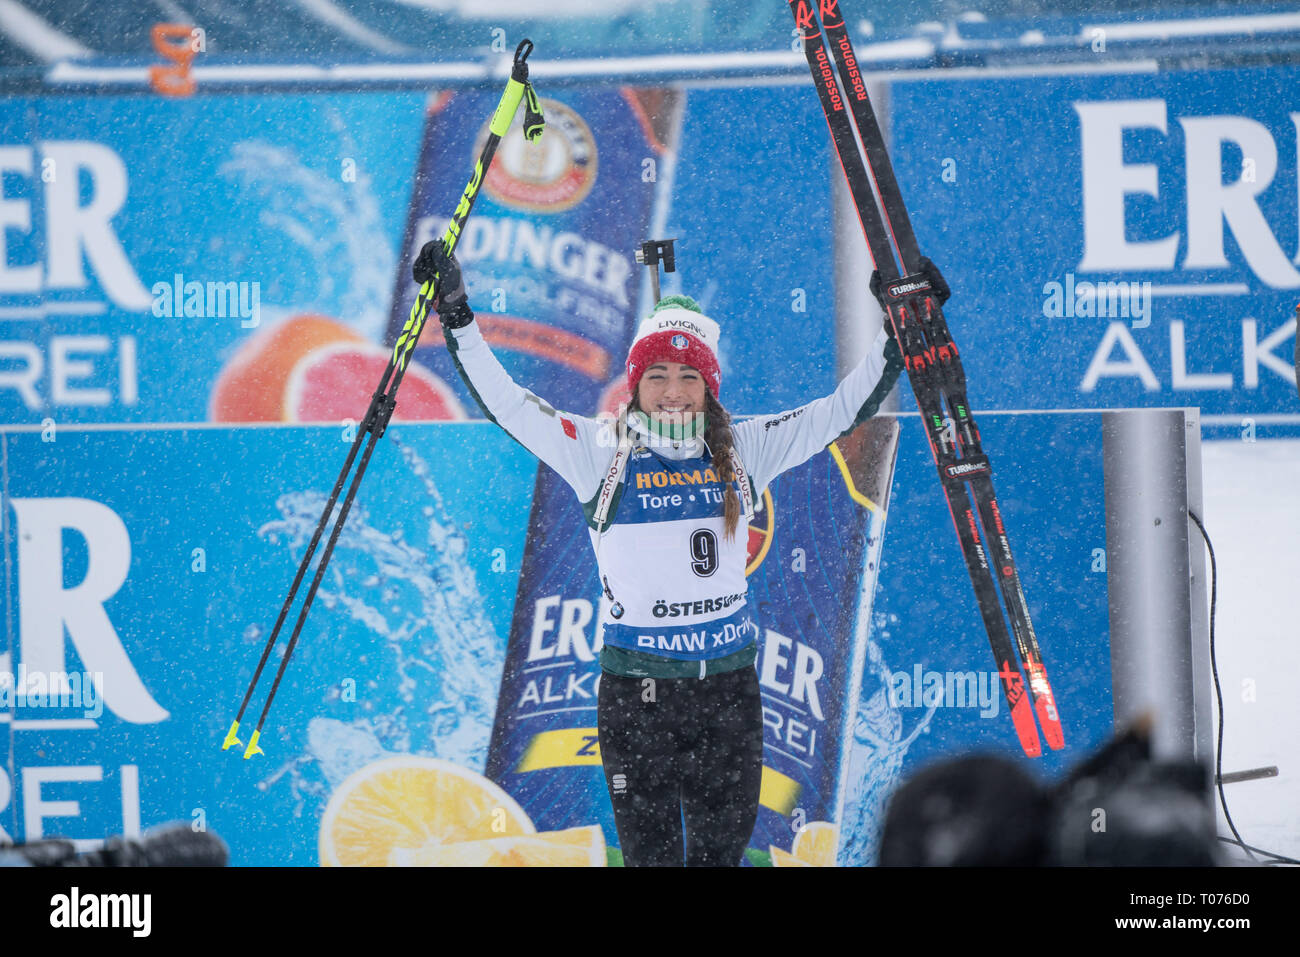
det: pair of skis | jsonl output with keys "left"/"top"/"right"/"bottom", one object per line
{"left": 787, "top": 0, "right": 1064, "bottom": 756}
{"left": 221, "top": 41, "right": 544, "bottom": 759}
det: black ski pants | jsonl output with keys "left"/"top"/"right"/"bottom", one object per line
{"left": 596, "top": 666, "right": 764, "bottom": 867}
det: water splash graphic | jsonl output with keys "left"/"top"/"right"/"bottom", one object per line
{"left": 218, "top": 126, "right": 393, "bottom": 342}
{"left": 254, "top": 438, "right": 505, "bottom": 809}
{"left": 837, "top": 610, "right": 936, "bottom": 866}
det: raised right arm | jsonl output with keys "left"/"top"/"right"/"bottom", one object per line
{"left": 444, "top": 319, "right": 612, "bottom": 501}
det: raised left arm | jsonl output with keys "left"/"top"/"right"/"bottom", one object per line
{"left": 732, "top": 327, "right": 903, "bottom": 503}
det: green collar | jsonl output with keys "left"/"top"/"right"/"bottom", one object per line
{"left": 630, "top": 409, "right": 707, "bottom": 441}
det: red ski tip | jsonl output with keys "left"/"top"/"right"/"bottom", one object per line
{"left": 1027, "top": 664, "right": 1065, "bottom": 750}
{"left": 1036, "top": 700, "right": 1066, "bottom": 751}
{"left": 1009, "top": 695, "right": 1042, "bottom": 758}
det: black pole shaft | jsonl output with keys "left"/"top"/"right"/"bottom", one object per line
{"left": 253, "top": 424, "right": 384, "bottom": 734}
{"left": 248, "top": 129, "right": 515, "bottom": 730}
{"left": 231, "top": 405, "right": 372, "bottom": 724}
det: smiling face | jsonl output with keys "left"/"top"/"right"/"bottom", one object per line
{"left": 636, "top": 361, "right": 708, "bottom": 429}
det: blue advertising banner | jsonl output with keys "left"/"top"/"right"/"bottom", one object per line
{"left": 0, "top": 410, "right": 1113, "bottom": 864}
{"left": 2, "top": 82, "right": 851, "bottom": 430}
{"left": 864, "top": 412, "right": 1114, "bottom": 805}
{"left": 6, "top": 65, "right": 1300, "bottom": 436}
{"left": 0, "top": 92, "right": 426, "bottom": 426}
{"left": 891, "top": 66, "right": 1300, "bottom": 431}
{"left": 0, "top": 423, "right": 535, "bottom": 864}
{"left": 650, "top": 85, "right": 844, "bottom": 418}
{"left": 391, "top": 87, "right": 676, "bottom": 420}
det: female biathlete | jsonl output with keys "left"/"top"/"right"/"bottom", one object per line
{"left": 415, "top": 243, "right": 909, "bottom": 866}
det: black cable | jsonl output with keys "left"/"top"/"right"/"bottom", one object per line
{"left": 1188, "top": 508, "right": 1257, "bottom": 863}
{"left": 1216, "top": 835, "right": 1300, "bottom": 866}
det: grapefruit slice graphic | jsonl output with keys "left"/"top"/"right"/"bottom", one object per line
{"left": 210, "top": 315, "right": 363, "bottom": 422}
{"left": 284, "top": 341, "right": 465, "bottom": 423}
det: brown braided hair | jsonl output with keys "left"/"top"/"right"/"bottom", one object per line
{"left": 704, "top": 391, "right": 742, "bottom": 542}
{"left": 628, "top": 386, "right": 741, "bottom": 543}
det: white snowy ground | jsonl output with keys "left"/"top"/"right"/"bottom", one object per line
{"left": 1200, "top": 438, "right": 1300, "bottom": 865}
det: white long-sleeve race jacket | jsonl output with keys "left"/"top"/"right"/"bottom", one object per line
{"left": 445, "top": 320, "right": 902, "bottom": 665}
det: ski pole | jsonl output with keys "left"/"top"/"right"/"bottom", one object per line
{"left": 223, "top": 39, "right": 544, "bottom": 759}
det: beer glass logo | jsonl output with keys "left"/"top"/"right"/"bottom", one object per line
{"left": 480, "top": 97, "right": 598, "bottom": 213}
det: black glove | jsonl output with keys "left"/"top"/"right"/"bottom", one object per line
{"left": 412, "top": 240, "right": 473, "bottom": 328}
{"left": 868, "top": 268, "right": 888, "bottom": 313}
{"left": 869, "top": 256, "right": 951, "bottom": 311}
{"left": 918, "top": 256, "right": 950, "bottom": 306}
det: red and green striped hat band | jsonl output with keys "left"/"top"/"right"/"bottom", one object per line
{"left": 625, "top": 298, "right": 723, "bottom": 399}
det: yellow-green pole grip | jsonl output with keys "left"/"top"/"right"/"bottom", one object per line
{"left": 489, "top": 78, "right": 527, "bottom": 137}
